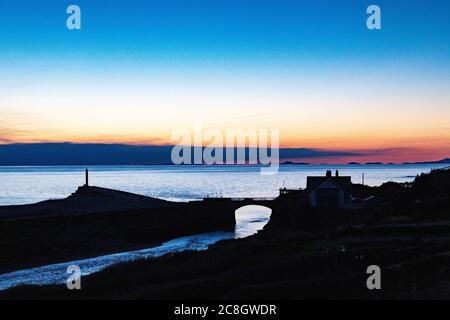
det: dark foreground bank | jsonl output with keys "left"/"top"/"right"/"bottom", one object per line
{"left": 5, "top": 219, "right": 450, "bottom": 299}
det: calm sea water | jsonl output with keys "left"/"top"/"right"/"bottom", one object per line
{"left": 0, "top": 164, "right": 446, "bottom": 206}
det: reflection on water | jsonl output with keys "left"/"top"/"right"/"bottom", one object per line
{"left": 0, "top": 205, "right": 271, "bottom": 291}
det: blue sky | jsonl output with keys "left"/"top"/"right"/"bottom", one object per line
{"left": 0, "top": 0, "right": 449, "bottom": 162}
{"left": 1, "top": 1, "right": 449, "bottom": 65}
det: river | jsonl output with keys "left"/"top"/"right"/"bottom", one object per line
{"left": 0, "top": 205, "right": 271, "bottom": 291}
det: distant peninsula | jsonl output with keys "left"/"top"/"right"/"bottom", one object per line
{"left": 403, "top": 158, "right": 450, "bottom": 165}
{"left": 281, "top": 161, "right": 310, "bottom": 165}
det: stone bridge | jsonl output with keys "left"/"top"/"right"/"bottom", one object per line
{"left": 202, "top": 197, "right": 277, "bottom": 211}
{"left": 184, "top": 197, "right": 278, "bottom": 228}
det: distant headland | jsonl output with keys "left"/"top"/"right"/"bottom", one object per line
{"left": 0, "top": 143, "right": 358, "bottom": 166}
{"left": 0, "top": 142, "right": 447, "bottom": 166}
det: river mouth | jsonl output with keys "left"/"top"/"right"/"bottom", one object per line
{"left": 0, "top": 205, "right": 271, "bottom": 291}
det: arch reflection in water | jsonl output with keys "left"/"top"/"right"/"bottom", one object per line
{"left": 234, "top": 205, "right": 272, "bottom": 239}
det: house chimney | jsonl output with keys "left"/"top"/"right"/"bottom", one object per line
{"left": 336, "top": 170, "right": 339, "bottom": 177}
{"left": 326, "top": 170, "right": 332, "bottom": 178}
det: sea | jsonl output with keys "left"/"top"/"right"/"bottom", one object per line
{"left": 0, "top": 164, "right": 447, "bottom": 206}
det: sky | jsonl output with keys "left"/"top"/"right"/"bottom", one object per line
{"left": 0, "top": 0, "right": 449, "bottom": 163}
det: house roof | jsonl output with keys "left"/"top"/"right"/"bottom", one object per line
{"left": 306, "top": 176, "right": 352, "bottom": 191}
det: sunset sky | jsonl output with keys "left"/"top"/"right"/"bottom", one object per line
{"left": 0, "top": 0, "right": 449, "bottom": 163}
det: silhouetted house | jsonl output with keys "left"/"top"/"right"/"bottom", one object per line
{"left": 306, "top": 170, "right": 352, "bottom": 208}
